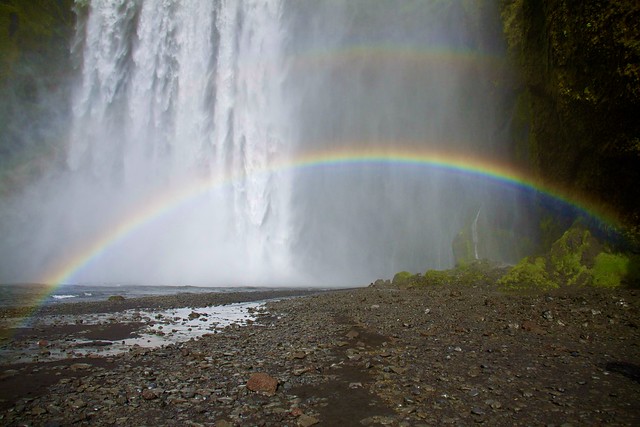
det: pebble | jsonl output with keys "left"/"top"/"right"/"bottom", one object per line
{"left": 1, "top": 286, "right": 638, "bottom": 427}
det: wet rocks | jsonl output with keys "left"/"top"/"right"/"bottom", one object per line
{"left": 1, "top": 286, "right": 639, "bottom": 426}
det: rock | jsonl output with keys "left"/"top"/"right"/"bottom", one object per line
{"left": 486, "top": 399, "right": 502, "bottom": 409}
{"left": 370, "top": 279, "right": 390, "bottom": 288}
{"left": 30, "top": 406, "right": 47, "bottom": 415}
{"left": 70, "top": 363, "right": 92, "bottom": 370}
{"left": 181, "top": 388, "right": 196, "bottom": 399}
{"left": 141, "top": 389, "right": 157, "bottom": 400}
{"left": 471, "top": 407, "right": 485, "bottom": 416}
{"left": 0, "top": 369, "right": 18, "bottom": 379}
{"left": 389, "top": 366, "right": 406, "bottom": 374}
{"left": 70, "top": 400, "right": 86, "bottom": 409}
{"left": 297, "top": 414, "right": 320, "bottom": 427}
{"left": 247, "top": 373, "right": 278, "bottom": 396}
{"left": 522, "top": 320, "right": 546, "bottom": 335}
{"left": 292, "top": 367, "right": 311, "bottom": 376}
{"left": 108, "top": 295, "right": 125, "bottom": 302}
{"left": 346, "top": 329, "right": 360, "bottom": 339}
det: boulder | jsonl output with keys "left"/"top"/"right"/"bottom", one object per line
{"left": 246, "top": 372, "right": 278, "bottom": 396}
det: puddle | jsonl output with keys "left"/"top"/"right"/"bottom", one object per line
{"left": 0, "top": 301, "right": 266, "bottom": 364}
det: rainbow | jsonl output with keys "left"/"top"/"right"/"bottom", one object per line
{"left": 37, "top": 146, "right": 618, "bottom": 289}
{"left": 0, "top": 146, "right": 621, "bottom": 336}
{"left": 0, "top": 44, "right": 611, "bottom": 316}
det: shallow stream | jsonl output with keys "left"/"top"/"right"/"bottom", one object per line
{"left": 0, "top": 301, "right": 265, "bottom": 364}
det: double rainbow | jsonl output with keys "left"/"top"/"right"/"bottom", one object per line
{"left": 0, "top": 46, "right": 618, "bottom": 315}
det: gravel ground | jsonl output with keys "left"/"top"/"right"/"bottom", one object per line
{"left": 1, "top": 284, "right": 639, "bottom": 426}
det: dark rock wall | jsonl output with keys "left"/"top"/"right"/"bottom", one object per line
{"left": 0, "top": 0, "right": 76, "bottom": 195}
{"left": 500, "top": 0, "right": 640, "bottom": 245}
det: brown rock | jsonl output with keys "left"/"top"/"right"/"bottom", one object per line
{"left": 522, "top": 320, "right": 546, "bottom": 335}
{"left": 70, "top": 363, "right": 92, "bottom": 371}
{"left": 30, "top": 406, "right": 47, "bottom": 416}
{"left": 247, "top": 372, "right": 278, "bottom": 396}
{"left": 298, "top": 414, "right": 320, "bottom": 427}
{"left": 141, "top": 389, "right": 157, "bottom": 400}
{"left": 346, "top": 329, "right": 360, "bottom": 339}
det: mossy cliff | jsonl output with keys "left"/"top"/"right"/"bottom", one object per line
{"left": 500, "top": 0, "right": 640, "bottom": 245}
{"left": 0, "top": 0, "right": 76, "bottom": 195}
{"left": 498, "top": 223, "right": 640, "bottom": 290}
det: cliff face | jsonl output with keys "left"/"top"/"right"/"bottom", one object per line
{"left": 0, "top": 0, "right": 76, "bottom": 195}
{"left": 500, "top": 0, "right": 640, "bottom": 245}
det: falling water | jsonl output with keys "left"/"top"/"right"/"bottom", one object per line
{"left": 61, "top": 0, "right": 293, "bottom": 284}
{"left": 472, "top": 207, "right": 482, "bottom": 260}
{"left": 0, "top": 1, "right": 532, "bottom": 286}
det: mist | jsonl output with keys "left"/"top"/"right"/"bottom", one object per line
{"left": 0, "top": 0, "right": 536, "bottom": 287}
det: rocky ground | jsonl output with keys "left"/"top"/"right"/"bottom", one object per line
{"left": 0, "top": 284, "right": 639, "bottom": 426}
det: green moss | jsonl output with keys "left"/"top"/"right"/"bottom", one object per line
{"left": 592, "top": 253, "right": 628, "bottom": 288}
{"left": 392, "top": 271, "right": 413, "bottom": 286}
{"left": 548, "top": 226, "right": 594, "bottom": 286}
{"left": 498, "top": 256, "right": 557, "bottom": 291}
{"left": 0, "top": 0, "right": 75, "bottom": 79}
{"left": 400, "top": 260, "right": 507, "bottom": 289}
{"left": 421, "top": 269, "right": 453, "bottom": 286}
{"left": 498, "top": 221, "right": 640, "bottom": 290}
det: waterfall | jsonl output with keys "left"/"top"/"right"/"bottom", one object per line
{"left": 0, "top": 1, "right": 530, "bottom": 286}
{"left": 63, "top": 0, "right": 293, "bottom": 284}
{"left": 472, "top": 207, "right": 482, "bottom": 260}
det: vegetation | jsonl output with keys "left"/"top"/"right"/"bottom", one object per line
{"left": 393, "top": 224, "right": 640, "bottom": 291}
{"left": 392, "top": 260, "right": 509, "bottom": 289}
{"left": 392, "top": 271, "right": 413, "bottom": 287}
{"left": 498, "top": 223, "right": 640, "bottom": 290}
{"left": 592, "top": 253, "right": 635, "bottom": 288}
{"left": 0, "top": 0, "right": 76, "bottom": 195}
{"left": 497, "top": 256, "right": 556, "bottom": 291}
{"left": 500, "top": 0, "right": 640, "bottom": 246}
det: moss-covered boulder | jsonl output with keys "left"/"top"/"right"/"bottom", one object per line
{"left": 498, "top": 256, "right": 557, "bottom": 291}
{"left": 592, "top": 252, "right": 640, "bottom": 288}
{"left": 392, "top": 271, "right": 413, "bottom": 287}
{"left": 547, "top": 224, "right": 599, "bottom": 286}
{"left": 499, "top": 223, "right": 640, "bottom": 290}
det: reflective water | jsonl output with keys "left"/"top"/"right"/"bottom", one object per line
{"left": 0, "top": 301, "right": 265, "bottom": 364}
